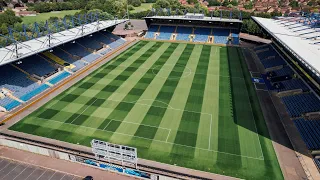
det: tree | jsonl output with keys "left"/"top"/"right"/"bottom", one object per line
{"left": 128, "top": 5, "right": 135, "bottom": 10}
{"left": 128, "top": 0, "right": 141, "bottom": 7}
{"left": 0, "top": 23, "right": 8, "bottom": 35}
{"left": 289, "top": 1, "right": 299, "bottom": 8}
{"left": 153, "top": 0, "right": 180, "bottom": 9}
{"left": 222, "top": 0, "right": 229, "bottom": 6}
{"left": 244, "top": 2, "right": 253, "bottom": 9}
{"left": 13, "top": 22, "right": 23, "bottom": 31}
{"left": 187, "top": 0, "right": 197, "bottom": 4}
{"left": 230, "top": 0, "right": 238, "bottom": 6}
{"left": 227, "top": 4, "right": 233, "bottom": 8}
{"left": 153, "top": 0, "right": 170, "bottom": 9}
{"left": 207, "top": 0, "right": 220, "bottom": 6}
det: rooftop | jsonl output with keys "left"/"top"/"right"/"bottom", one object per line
{"left": 0, "top": 19, "right": 127, "bottom": 66}
{"left": 252, "top": 16, "right": 320, "bottom": 76}
{"left": 145, "top": 15, "right": 242, "bottom": 23}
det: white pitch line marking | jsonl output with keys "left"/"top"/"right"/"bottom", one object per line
{"left": 34, "top": 117, "right": 264, "bottom": 161}
{"left": 70, "top": 98, "right": 98, "bottom": 124}
{"left": 165, "top": 129, "right": 171, "bottom": 143}
{"left": 208, "top": 114, "right": 213, "bottom": 150}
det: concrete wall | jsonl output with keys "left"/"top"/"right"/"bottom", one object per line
{"left": 0, "top": 138, "right": 69, "bottom": 160}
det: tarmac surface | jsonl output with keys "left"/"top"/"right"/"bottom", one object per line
{"left": 0, "top": 157, "right": 81, "bottom": 180}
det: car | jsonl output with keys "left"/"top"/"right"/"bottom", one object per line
{"left": 83, "top": 176, "right": 93, "bottom": 180}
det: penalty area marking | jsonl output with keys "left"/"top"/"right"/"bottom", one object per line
{"left": 37, "top": 117, "right": 264, "bottom": 161}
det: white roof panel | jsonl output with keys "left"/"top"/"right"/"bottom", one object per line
{"left": 252, "top": 16, "right": 320, "bottom": 76}
{"left": 0, "top": 19, "right": 127, "bottom": 66}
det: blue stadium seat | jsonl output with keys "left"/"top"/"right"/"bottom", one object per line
{"left": 157, "top": 26, "right": 175, "bottom": 40}
{"left": 16, "top": 55, "right": 56, "bottom": 77}
{"left": 65, "top": 43, "right": 91, "bottom": 58}
{"left": 4, "top": 100, "right": 21, "bottom": 111}
{"left": 48, "top": 71, "right": 71, "bottom": 85}
{"left": 276, "top": 79, "right": 309, "bottom": 92}
{"left": 213, "top": 28, "right": 229, "bottom": 44}
{"left": 176, "top": 27, "right": 192, "bottom": 41}
{"left": 293, "top": 118, "right": 320, "bottom": 150}
{"left": 0, "top": 64, "right": 41, "bottom": 100}
{"left": 255, "top": 45, "right": 287, "bottom": 69}
{"left": 231, "top": 30, "right": 240, "bottom": 45}
{"left": 260, "top": 56, "right": 286, "bottom": 69}
{"left": 19, "top": 84, "right": 50, "bottom": 102}
{"left": 93, "top": 33, "right": 113, "bottom": 44}
{"left": 0, "top": 96, "right": 14, "bottom": 109}
{"left": 271, "top": 66, "right": 294, "bottom": 77}
{"left": 77, "top": 37, "right": 103, "bottom": 50}
{"left": 145, "top": 25, "right": 158, "bottom": 39}
{"left": 83, "top": 54, "right": 101, "bottom": 63}
{"left": 282, "top": 93, "right": 320, "bottom": 118}
{"left": 194, "top": 28, "right": 211, "bottom": 42}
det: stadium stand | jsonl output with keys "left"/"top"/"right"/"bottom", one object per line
{"left": 49, "top": 71, "right": 71, "bottom": 85}
{"left": 77, "top": 37, "right": 104, "bottom": 50}
{"left": 14, "top": 55, "right": 57, "bottom": 77}
{"left": 231, "top": 29, "right": 240, "bottom": 45}
{"left": 213, "top": 28, "right": 229, "bottom": 44}
{"left": 260, "top": 56, "right": 286, "bottom": 69}
{"left": 157, "top": 26, "right": 175, "bottom": 40}
{"left": 275, "top": 79, "right": 309, "bottom": 92}
{"left": 193, "top": 28, "right": 211, "bottom": 42}
{"left": 3, "top": 100, "right": 21, "bottom": 111}
{"left": 255, "top": 45, "right": 287, "bottom": 69}
{"left": 0, "top": 64, "right": 43, "bottom": 110}
{"left": 94, "top": 33, "right": 113, "bottom": 45}
{"left": 268, "top": 66, "right": 295, "bottom": 77}
{"left": 63, "top": 43, "right": 90, "bottom": 58}
{"left": 293, "top": 118, "right": 320, "bottom": 150}
{"left": 19, "top": 84, "right": 50, "bottom": 102}
{"left": 144, "top": 25, "right": 159, "bottom": 39}
{"left": 176, "top": 27, "right": 192, "bottom": 41}
{"left": 0, "top": 31, "right": 125, "bottom": 112}
{"left": 0, "top": 97, "right": 15, "bottom": 110}
{"left": 281, "top": 93, "right": 320, "bottom": 118}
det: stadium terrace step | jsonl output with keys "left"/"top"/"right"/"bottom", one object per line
{"left": 176, "top": 27, "right": 193, "bottom": 41}
{"left": 3, "top": 100, "right": 21, "bottom": 111}
{"left": 144, "top": 29, "right": 154, "bottom": 39}
{"left": 157, "top": 26, "right": 176, "bottom": 40}
{"left": 42, "top": 52, "right": 70, "bottom": 67}
{"left": 19, "top": 84, "right": 50, "bottom": 102}
{"left": 293, "top": 118, "right": 320, "bottom": 150}
{"left": 48, "top": 71, "right": 71, "bottom": 85}
{"left": 281, "top": 93, "right": 320, "bottom": 118}
{"left": 193, "top": 28, "right": 211, "bottom": 43}
{"left": 13, "top": 55, "right": 57, "bottom": 77}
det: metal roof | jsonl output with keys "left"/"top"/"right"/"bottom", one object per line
{"left": 252, "top": 16, "right": 320, "bottom": 76}
{"left": 0, "top": 19, "right": 127, "bottom": 66}
{"left": 144, "top": 15, "right": 242, "bottom": 23}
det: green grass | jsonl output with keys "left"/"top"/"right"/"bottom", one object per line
{"left": 130, "top": 3, "right": 154, "bottom": 13}
{"left": 22, "top": 10, "right": 80, "bottom": 24}
{"left": 9, "top": 41, "right": 283, "bottom": 179}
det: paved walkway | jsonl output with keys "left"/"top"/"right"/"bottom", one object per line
{"left": 0, "top": 146, "right": 133, "bottom": 180}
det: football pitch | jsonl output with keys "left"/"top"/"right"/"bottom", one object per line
{"left": 10, "top": 41, "right": 283, "bottom": 179}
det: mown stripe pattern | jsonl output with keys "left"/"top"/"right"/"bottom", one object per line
{"left": 10, "top": 41, "right": 283, "bottom": 180}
